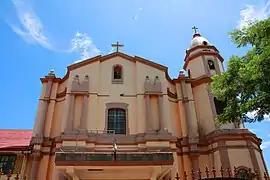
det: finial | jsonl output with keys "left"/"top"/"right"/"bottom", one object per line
{"left": 179, "top": 70, "right": 185, "bottom": 77}
{"left": 48, "top": 69, "right": 55, "bottom": 76}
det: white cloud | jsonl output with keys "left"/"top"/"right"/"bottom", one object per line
{"left": 70, "top": 31, "right": 100, "bottom": 61}
{"left": 261, "top": 141, "right": 270, "bottom": 149}
{"left": 246, "top": 111, "right": 269, "bottom": 121}
{"left": 8, "top": 0, "right": 101, "bottom": 59}
{"left": 237, "top": 0, "right": 270, "bottom": 29}
{"left": 133, "top": 7, "right": 143, "bottom": 21}
{"left": 9, "top": 0, "right": 53, "bottom": 50}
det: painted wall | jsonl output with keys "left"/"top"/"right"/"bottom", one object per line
{"left": 26, "top": 51, "right": 268, "bottom": 180}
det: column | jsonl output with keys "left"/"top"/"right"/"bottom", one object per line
{"left": 180, "top": 81, "right": 198, "bottom": 138}
{"left": 65, "top": 94, "right": 75, "bottom": 131}
{"left": 178, "top": 101, "right": 188, "bottom": 136}
{"left": 157, "top": 95, "right": 164, "bottom": 131}
{"left": 37, "top": 100, "right": 49, "bottom": 137}
{"left": 145, "top": 94, "right": 151, "bottom": 131}
{"left": 29, "top": 156, "right": 40, "bottom": 180}
{"left": 44, "top": 101, "right": 55, "bottom": 137}
{"left": 36, "top": 79, "right": 53, "bottom": 137}
{"left": 44, "top": 80, "right": 53, "bottom": 98}
{"left": 20, "top": 154, "right": 27, "bottom": 180}
{"left": 80, "top": 95, "right": 88, "bottom": 129}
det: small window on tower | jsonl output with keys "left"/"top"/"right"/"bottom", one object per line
{"left": 208, "top": 60, "right": 215, "bottom": 70}
{"left": 203, "top": 41, "right": 208, "bottom": 45}
{"left": 112, "top": 64, "right": 123, "bottom": 84}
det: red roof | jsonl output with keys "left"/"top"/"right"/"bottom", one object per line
{"left": 0, "top": 130, "right": 33, "bottom": 151}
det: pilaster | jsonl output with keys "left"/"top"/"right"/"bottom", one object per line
{"left": 61, "top": 94, "right": 71, "bottom": 132}
{"left": 80, "top": 95, "right": 88, "bottom": 129}
{"left": 157, "top": 95, "right": 164, "bottom": 131}
{"left": 87, "top": 94, "right": 97, "bottom": 130}
{"left": 65, "top": 94, "right": 75, "bottom": 131}
{"left": 145, "top": 94, "right": 151, "bottom": 131}
{"left": 137, "top": 95, "right": 146, "bottom": 134}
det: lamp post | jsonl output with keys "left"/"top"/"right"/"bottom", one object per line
{"left": 113, "top": 140, "right": 118, "bottom": 161}
{"left": 175, "top": 173, "right": 180, "bottom": 180}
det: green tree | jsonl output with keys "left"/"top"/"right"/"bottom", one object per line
{"left": 211, "top": 17, "right": 270, "bottom": 124}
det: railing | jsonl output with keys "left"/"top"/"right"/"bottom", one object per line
{"left": 0, "top": 170, "right": 26, "bottom": 180}
{"left": 174, "top": 166, "right": 269, "bottom": 180}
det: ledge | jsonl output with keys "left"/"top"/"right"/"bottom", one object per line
{"left": 55, "top": 152, "right": 174, "bottom": 166}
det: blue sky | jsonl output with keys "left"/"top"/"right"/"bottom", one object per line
{"left": 0, "top": 0, "right": 269, "bottom": 170}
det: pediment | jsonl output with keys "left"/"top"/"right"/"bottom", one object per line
{"left": 67, "top": 52, "right": 168, "bottom": 72}
{"left": 41, "top": 52, "right": 174, "bottom": 84}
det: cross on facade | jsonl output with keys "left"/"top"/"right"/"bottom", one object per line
{"left": 192, "top": 26, "right": 199, "bottom": 34}
{"left": 111, "top": 42, "right": 124, "bottom": 52}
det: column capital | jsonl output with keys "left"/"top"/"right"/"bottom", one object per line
{"left": 29, "top": 150, "right": 42, "bottom": 160}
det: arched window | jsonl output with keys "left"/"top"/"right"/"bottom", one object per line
{"left": 112, "top": 65, "right": 123, "bottom": 84}
{"left": 208, "top": 60, "right": 215, "bottom": 70}
{"left": 113, "top": 65, "right": 122, "bottom": 79}
{"left": 108, "top": 108, "right": 126, "bottom": 134}
{"left": 237, "top": 169, "right": 250, "bottom": 179}
{"left": 203, "top": 41, "right": 208, "bottom": 45}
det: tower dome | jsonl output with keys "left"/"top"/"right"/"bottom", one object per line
{"left": 190, "top": 33, "right": 211, "bottom": 48}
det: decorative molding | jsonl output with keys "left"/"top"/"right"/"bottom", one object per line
{"left": 58, "top": 52, "right": 174, "bottom": 85}
{"left": 184, "top": 51, "right": 224, "bottom": 70}
{"left": 144, "top": 76, "right": 162, "bottom": 94}
{"left": 191, "top": 75, "right": 212, "bottom": 88}
{"left": 56, "top": 88, "right": 67, "bottom": 98}
{"left": 177, "top": 129, "right": 262, "bottom": 156}
{"left": 167, "top": 88, "right": 177, "bottom": 99}
{"left": 71, "top": 75, "right": 89, "bottom": 93}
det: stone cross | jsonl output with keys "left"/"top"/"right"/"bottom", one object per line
{"left": 111, "top": 42, "right": 124, "bottom": 52}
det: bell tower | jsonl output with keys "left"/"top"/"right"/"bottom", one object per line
{"left": 184, "top": 27, "right": 237, "bottom": 136}
{"left": 184, "top": 26, "right": 224, "bottom": 79}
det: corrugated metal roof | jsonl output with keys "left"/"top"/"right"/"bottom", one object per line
{"left": 0, "top": 130, "right": 33, "bottom": 150}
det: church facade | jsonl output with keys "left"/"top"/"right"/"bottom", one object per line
{"left": 0, "top": 32, "right": 268, "bottom": 180}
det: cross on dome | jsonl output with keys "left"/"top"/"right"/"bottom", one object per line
{"left": 192, "top": 26, "right": 199, "bottom": 34}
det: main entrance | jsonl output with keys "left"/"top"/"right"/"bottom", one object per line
{"left": 55, "top": 152, "right": 174, "bottom": 180}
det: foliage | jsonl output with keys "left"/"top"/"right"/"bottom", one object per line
{"left": 211, "top": 18, "right": 270, "bottom": 124}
